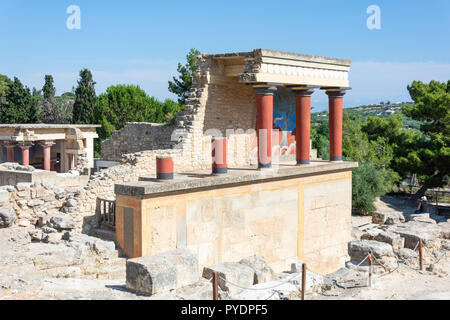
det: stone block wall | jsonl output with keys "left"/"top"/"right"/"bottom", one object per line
{"left": 100, "top": 54, "right": 258, "bottom": 171}
{"left": 115, "top": 170, "right": 353, "bottom": 274}
{"left": 303, "top": 177, "right": 353, "bottom": 273}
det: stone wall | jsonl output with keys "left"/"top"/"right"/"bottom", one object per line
{"left": 303, "top": 177, "right": 353, "bottom": 273}
{"left": 0, "top": 165, "right": 89, "bottom": 188}
{"left": 100, "top": 54, "right": 259, "bottom": 171}
{"left": 0, "top": 182, "right": 74, "bottom": 229}
{"left": 101, "top": 123, "right": 177, "bottom": 161}
{"left": 115, "top": 170, "right": 353, "bottom": 274}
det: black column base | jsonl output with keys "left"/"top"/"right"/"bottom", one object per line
{"left": 330, "top": 156, "right": 343, "bottom": 161}
{"left": 157, "top": 172, "right": 174, "bottom": 180}
{"left": 296, "top": 159, "right": 310, "bottom": 165}
{"left": 258, "top": 163, "right": 272, "bottom": 169}
{"left": 212, "top": 167, "right": 228, "bottom": 174}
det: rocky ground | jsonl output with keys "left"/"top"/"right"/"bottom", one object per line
{"left": 0, "top": 194, "right": 449, "bottom": 300}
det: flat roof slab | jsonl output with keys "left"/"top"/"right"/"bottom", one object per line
{"left": 115, "top": 160, "right": 358, "bottom": 198}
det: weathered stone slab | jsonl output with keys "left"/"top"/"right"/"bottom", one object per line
{"left": 62, "top": 232, "right": 117, "bottom": 259}
{"left": 372, "top": 212, "right": 405, "bottom": 225}
{"left": 153, "top": 249, "right": 199, "bottom": 288}
{"left": 397, "top": 248, "right": 418, "bottom": 260}
{"left": 126, "top": 256, "right": 177, "bottom": 295}
{"left": 202, "top": 262, "right": 255, "bottom": 295}
{"left": 361, "top": 230, "right": 404, "bottom": 252}
{"left": 48, "top": 215, "right": 76, "bottom": 231}
{"left": 405, "top": 213, "right": 429, "bottom": 222}
{"left": 28, "top": 243, "right": 78, "bottom": 269}
{"left": 387, "top": 221, "right": 440, "bottom": 249}
{"left": 239, "top": 254, "right": 274, "bottom": 284}
{"left": 0, "top": 204, "right": 16, "bottom": 228}
{"left": 348, "top": 240, "right": 394, "bottom": 261}
{"left": 438, "top": 222, "right": 450, "bottom": 239}
{"left": 411, "top": 216, "right": 437, "bottom": 224}
{"left": 126, "top": 249, "right": 198, "bottom": 296}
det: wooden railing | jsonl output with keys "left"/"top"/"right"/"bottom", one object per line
{"left": 96, "top": 198, "right": 116, "bottom": 230}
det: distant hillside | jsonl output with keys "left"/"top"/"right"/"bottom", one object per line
{"left": 311, "top": 102, "right": 421, "bottom": 130}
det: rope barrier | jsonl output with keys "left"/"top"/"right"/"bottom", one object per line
{"left": 208, "top": 239, "right": 448, "bottom": 299}
{"left": 216, "top": 272, "right": 301, "bottom": 291}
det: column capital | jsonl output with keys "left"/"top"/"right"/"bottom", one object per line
{"left": 18, "top": 143, "right": 33, "bottom": 149}
{"left": 3, "top": 141, "right": 16, "bottom": 148}
{"left": 253, "top": 86, "right": 277, "bottom": 96}
{"left": 293, "top": 89, "right": 315, "bottom": 97}
{"left": 325, "top": 87, "right": 351, "bottom": 97}
{"left": 40, "top": 140, "right": 55, "bottom": 147}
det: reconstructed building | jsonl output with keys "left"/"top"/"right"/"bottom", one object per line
{"left": 113, "top": 49, "right": 358, "bottom": 274}
{"left": 0, "top": 124, "right": 99, "bottom": 173}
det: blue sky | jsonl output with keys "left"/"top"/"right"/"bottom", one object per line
{"left": 1, "top": 0, "right": 449, "bottom": 110}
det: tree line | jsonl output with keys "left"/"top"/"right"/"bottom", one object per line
{"left": 0, "top": 69, "right": 185, "bottom": 157}
{"left": 312, "top": 80, "right": 449, "bottom": 214}
{"left": 1, "top": 48, "right": 448, "bottom": 215}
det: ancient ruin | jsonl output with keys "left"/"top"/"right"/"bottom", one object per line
{"left": 1, "top": 49, "right": 448, "bottom": 301}
{"left": 110, "top": 49, "right": 356, "bottom": 274}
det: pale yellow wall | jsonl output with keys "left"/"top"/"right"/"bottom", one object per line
{"left": 116, "top": 170, "right": 353, "bottom": 274}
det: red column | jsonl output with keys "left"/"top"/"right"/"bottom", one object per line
{"left": 18, "top": 144, "right": 32, "bottom": 166}
{"left": 294, "top": 89, "right": 314, "bottom": 165}
{"left": 212, "top": 137, "right": 227, "bottom": 174}
{"left": 156, "top": 156, "right": 174, "bottom": 180}
{"left": 4, "top": 143, "right": 15, "bottom": 163}
{"left": 254, "top": 87, "right": 276, "bottom": 169}
{"left": 326, "top": 90, "right": 346, "bottom": 161}
{"left": 40, "top": 141, "right": 55, "bottom": 171}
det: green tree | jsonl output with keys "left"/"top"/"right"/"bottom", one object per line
{"left": 343, "top": 111, "right": 400, "bottom": 214}
{"left": 72, "top": 69, "right": 96, "bottom": 124}
{"left": 41, "top": 75, "right": 59, "bottom": 123}
{"left": 0, "top": 77, "right": 40, "bottom": 123}
{"left": 0, "top": 75, "right": 10, "bottom": 102}
{"left": 168, "top": 48, "right": 200, "bottom": 105}
{"left": 399, "top": 80, "right": 450, "bottom": 199}
{"left": 93, "top": 84, "right": 182, "bottom": 156}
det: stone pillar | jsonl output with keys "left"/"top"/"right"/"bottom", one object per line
{"left": 293, "top": 89, "right": 315, "bottom": 165}
{"left": 326, "top": 90, "right": 346, "bottom": 161}
{"left": 156, "top": 156, "right": 174, "bottom": 180}
{"left": 254, "top": 86, "right": 277, "bottom": 169}
{"left": 4, "top": 142, "right": 16, "bottom": 163}
{"left": 40, "top": 141, "right": 55, "bottom": 171}
{"left": 18, "top": 144, "right": 33, "bottom": 166}
{"left": 212, "top": 137, "right": 227, "bottom": 175}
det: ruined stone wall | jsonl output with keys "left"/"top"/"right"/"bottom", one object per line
{"left": 100, "top": 54, "right": 256, "bottom": 169}
{"left": 101, "top": 123, "right": 177, "bottom": 161}
{"left": 115, "top": 170, "right": 353, "bottom": 274}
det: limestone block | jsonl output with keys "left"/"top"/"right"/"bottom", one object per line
{"left": 388, "top": 221, "right": 440, "bottom": 249}
{"left": 239, "top": 254, "right": 275, "bottom": 284}
{"left": 348, "top": 240, "right": 394, "bottom": 261}
{"left": 62, "top": 232, "right": 117, "bottom": 259}
{"left": 29, "top": 243, "right": 78, "bottom": 269}
{"left": 362, "top": 230, "right": 404, "bottom": 252}
{"left": 397, "top": 248, "right": 418, "bottom": 260}
{"left": 126, "top": 249, "right": 198, "bottom": 296}
{"left": 405, "top": 213, "right": 429, "bottom": 222}
{"left": 202, "top": 262, "right": 255, "bottom": 295}
{"left": 372, "top": 211, "right": 405, "bottom": 225}
{"left": 48, "top": 215, "right": 76, "bottom": 231}
{"left": 0, "top": 190, "right": 10, "bottom": 203}
{"left": 0, "top": 204, "right": 16, "bottom": 228}
{"left": 438, "top": 222, "right": 450, "bottom": 239}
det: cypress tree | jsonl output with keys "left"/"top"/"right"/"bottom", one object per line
{"left": 0, "top": 77, "right": 40, "bottom": 123}
{"left": 72, "top": 69, "right": 96, "bottom": 124}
